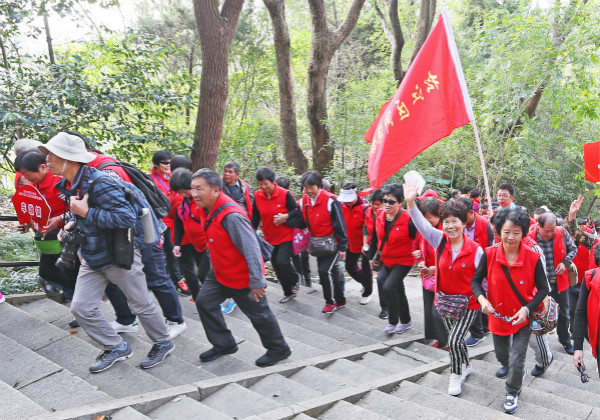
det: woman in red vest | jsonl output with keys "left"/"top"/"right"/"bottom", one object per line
{"left": 472, "top": 208, "right": 549, "bottom": 414}
{"left": 414, "top": 198, "right": 448, "bottom": 349}
{"left": 252, "top": 167, "right": 302, "bottom": 303}
{"left": 363, "top": 189, "right": 387, "bottom": 318}
{"left": 170, "top": 168, "right": 210, "bottom": 302}
{"left": 573, "top": 246, "right": 600, "bottom": 377}
{"left": 405, "top": 181, "right": 482, "bottom": 397}
{"left": 300, "top": 171, "right": 348, "bottom": 314}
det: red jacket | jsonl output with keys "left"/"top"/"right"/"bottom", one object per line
{"left": 178, "top": 198, "right": 206, "bottom": 252}
{"left": 342, "top": 200, "right": 367, "bottom": 253}
{"left": 254, "top": 184, "right": 293, "bottom": 246}
{"left": 435, "top": 234, "right": 480, "bottom": 310}
{"left": 375, "top": 209, "right": 415, "bottom": 267}
{"left": 528, "top": 227, "right": 569, "bottom": 292}
{"left": 149, "top": 168, "right": 174, "bottom": 229}
{"left": 88, "top": 153, "right": 133, "bottom": 183}
{"left": 203, "top": 192, "right": 251, "bottom": 289}
{"left": 302, "top": 190, "right": 336, "bottom": 238}
{"left": 36, "top": 171, "right": 68, "bottom": 220}
{"left": 573, "top": 242, "right": 592, "bottom": 283}
{"left": 485, "top": 243, "right": 542, "bottom": 335}
{"left": 584, "top": 268, "right": 600, "bottom": 358}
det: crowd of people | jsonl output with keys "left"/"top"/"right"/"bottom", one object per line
{"left": 5, "top": 131, "right": 600, "bottom": 414}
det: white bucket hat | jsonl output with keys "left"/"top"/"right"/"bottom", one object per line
{"left": 38, "top": 132, "right": 95, "bottom": 163}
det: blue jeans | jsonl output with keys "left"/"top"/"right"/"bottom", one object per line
{"left": 105, "top": 243, "right": 184, "bottom": 325}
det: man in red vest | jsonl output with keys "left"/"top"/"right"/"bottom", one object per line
{"left": 528, "top": 212, "right": 578, "bottom": 354}
{"left": 192, "top": 169, "right": 291, "bottom": 367}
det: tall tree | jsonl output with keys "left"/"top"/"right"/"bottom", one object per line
{"left": 307, "top": 0, "right": 367, "bottom": 173}
{"left": 263, "top": 0, "right": 308, "bottom": 174}
{"left": 191, "top": 0, "right": 244, "bottom": 170}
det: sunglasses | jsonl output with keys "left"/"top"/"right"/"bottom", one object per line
{"left": 159, "top": 161, "right": 171, "bottom": 165}
{"left": 577, "top": 363, "right": 590, "bottom": 383}
{"left": 382, "top": 199, "right": 398, "bottom": 205}
{"left": 491, "top": 303, "right": 512, "bottom": 323}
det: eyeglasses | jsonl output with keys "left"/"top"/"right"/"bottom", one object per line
{"left": 577, "top": 363, "right": 590, "bottom": 383}
{"left": 382, "top": 199, "right": 398, "bottom": 205}
{"left": 497, "top": 194, "right": 512, "bottom": 199}
{"left": 159, "top": 161, "right": 171, "bottom": 165}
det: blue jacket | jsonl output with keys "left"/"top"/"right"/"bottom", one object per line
{"left": 57, "top": 165, "right": 159, "bottom": 271}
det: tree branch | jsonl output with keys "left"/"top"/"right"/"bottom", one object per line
{"left": 331, "top": 0, "right": 367, "bottom": 50}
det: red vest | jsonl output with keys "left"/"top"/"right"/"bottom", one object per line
{"left": 364, "top": 206, "right": 376, "bottom": 244}
{"left": 254, "top": 184, "right": 293, "bottom": 246}
{"left": 37, "top": 171, "right": 68, "bottom": 219}
{"left": 302, "top": 190, "right": 335, "bottom": 238}
{"left": 472, "top": 213, "right": 492, "bottom": 248}
{"left": 179, "top": 198, "right": 207, "bottom": 252}
{"left": 375, "top": 209, "right": 416, "bottom": 267}
{"left": 223, "top": 178, "right": 253, "bottom": 219}
{"left": 435, "top": 234, "right": 480, "bottom": 310}
{"left": 528, "top": 227, "right": 569, "bottom": 292}
{"left": 584, "top": 268, "right": 600, "bottom": 358}
{"left": 149, "top": 168, "right": 174, "bottom": 229}
{"left": 485, "top": 243, "right": 541, "bottom": 336}
{"left": 203, "top": 193, "right": 251, "bottom": 289}
{"left": 589, "top": 240, "right": 600, "bottom": 270}
{"left": 342, "top": 201, "right": 367, "bottom": 253}
{"left": 88, "top": 153, "right": 133, "bottom": 183}
{"left": 573, "top": 242, "right": 591, "bottom": 283}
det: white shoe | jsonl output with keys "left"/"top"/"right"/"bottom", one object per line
{"left": 110, "top": 320, "right": 139, "bottom": 333}
{"left": 461, "top": 363, "right": 473, "bottom": 381}
{"left": 166, "top": 320, "right": 187, "bottom": 339}
{"left": 360, "top": 295, "right": 372, "bottom": 305}
{"left": 448, "top": 373, "right": 463, "bottom": 396}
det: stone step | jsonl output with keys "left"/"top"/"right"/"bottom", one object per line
{"left": 110, "top": 406, "right": 151, "bottom": 420}
{"left": 286, "top": 365, "right": 358, "bottom": 394}
{"left": 201, "top": 383, "right": 283, "bottom": 418}
{"left": 0, "top": 379, "right": 48, "bottom": 420}
{"left": 418, "top": 371, "right": 497, "bottom": 407}
{"left": 292, "top": 414, "right": 316, "bottom": 420}
{"left": 465, "top": 360, "right": 593, "bottom": 420}
{"left": 354, "top": 350, "right": 422, "bottom": 374}
{"left": 247, "top": 373, "right": 322, "bottom": 406}
{"left": 356, "top": 389, "right": 458, "bottom": 420}
{"left": 392, "top": 380, "right": 516, "bottom": 420}
{"left": 317, "top": 399, "right": 393, "bottom": 420}
{"left": 403, "top": 341, "right": 450, "bottom": 361}
{"left": 146, "top": 395, "right": 233, "bottom": 420}
{"left": 322, "top": 358, "right": 387, "bottom": 382}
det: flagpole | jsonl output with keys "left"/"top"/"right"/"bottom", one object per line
{"left": 442, "top": 10, "right": 492, "bottom": 207}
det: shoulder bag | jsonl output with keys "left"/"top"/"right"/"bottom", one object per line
{"left": 434, "top": 236, "right": 470, "bottom": 320}
{"left": 371, "top": 210, "right": 401, "bottom": 272}
{"left": 304, "top": 199, "right": 337, "bottom": 257}
{"left": 501, "top": 265, "right": 558, "bottom": 335}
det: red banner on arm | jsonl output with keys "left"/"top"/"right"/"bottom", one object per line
{"left": 12, "top": 185, "right": 52, "bottom": 231}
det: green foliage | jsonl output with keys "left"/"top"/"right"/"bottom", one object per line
{"left": 0, "top": 233, "right": 40, "bottom": 294}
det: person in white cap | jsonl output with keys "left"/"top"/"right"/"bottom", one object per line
{"left": 38, "top": 132, "right": 175, "bottom": 373}
{"left": 338, "top": 182, "right": 373, "bottom": 304}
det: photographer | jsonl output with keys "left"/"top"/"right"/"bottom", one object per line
{"left": 39, "top": 132, "right": 174, "bottom": 373}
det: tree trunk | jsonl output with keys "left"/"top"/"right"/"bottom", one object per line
{"left": 307, "top": 0, "right": 366, "bottom": 173}
{"left": 43, "top": 14, "right": 56, "bottom": 65}
{"left": 373, "top": 0, "right": 404, "bottom": 85}
{"left": 263, "top": 0, "right": 308, "bottom": 174}
{"left": 191, "top": 0, "right": 244, "bottom": 171}
{"left": 409, "top": 0, "right": 437, "bottom": 65}
{"left": 0, "top": 32, "right": 9, "bottom": 70}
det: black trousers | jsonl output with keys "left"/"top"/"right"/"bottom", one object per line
{"left": 345, "top": 250, "right": 373, "bottom": 297}
{"left": 179, "top": 244, "right": 210, "bottom": 301}
{"left": 378, "top": 264, "right": 412, "bottom": 325}
{"left": 162, "top": 228, "right": 182, "bottom": 284}
{"left": 195, "top": 276, "right": 289, "bottom": 354}
{"left": 316, "top": 253, "right": 345, "bottom": 305}
{"left": 423, "top": 288, "right": 448, "bottom": 347}
{"left": 568, "top": 283, "right": 581, "bottom": 333}
{"left": 469, "top": 309, "right": 489, "bottom": 339}
{"left": 550, "top": 284, "right": 571, "bottom": 347}
{"left": 271, "top": 241, "right": 299, "bottom": 297}
{"left": 38, "top": 231, "right": 78, "bottom": 290}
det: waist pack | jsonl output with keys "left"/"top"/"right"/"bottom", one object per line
{"left": 435, "top": 291, "right": 470, "bottom": 320}
{"left": 308, "top": 235, "right": 337, "bottom": 257}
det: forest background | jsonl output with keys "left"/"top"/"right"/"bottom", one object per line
{"left": 1, "top": 0, "right": 600, "bottom": 214}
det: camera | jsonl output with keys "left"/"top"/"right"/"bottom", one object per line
{"left": 56, "top": 228, "right": 85, "bottom": 271}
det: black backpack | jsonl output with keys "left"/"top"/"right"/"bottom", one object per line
{"left": 97, "top": 161, "right": 170, "bottom": 219}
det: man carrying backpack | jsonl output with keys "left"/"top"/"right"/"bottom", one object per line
{"left": 39, "top": 132, "right": 175, "bottom": 373}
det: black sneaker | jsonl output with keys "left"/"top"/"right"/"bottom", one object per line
{"left": 199, "top": 345, "right": 239, "bottom": 362}
{"left": 256, "top": 347, "right": 292, "bottom": 367}
{"left": 37, "top": 276, "right": 60, "bottom": 297}
{"left": 89, "top": 343, "right": 132, "bottom": 373}
{"left": 496, "top": 366, "right": 509, "bottom": 379}
{"left": 68, "top": 319, "right": 79, "bottom": 328}
{"left": 140, "top": 341, "right": 176, "bottom": 369}
{"left": 379, "top": 310, "right": 389, "bottom": 319}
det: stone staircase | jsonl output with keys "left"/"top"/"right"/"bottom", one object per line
{"left": 1, "top": 274, "right": 598, "bottom": 419}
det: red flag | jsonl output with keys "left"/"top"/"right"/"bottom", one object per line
{"left": 584, "top": 141, "right": 600, "bottom": 183}
{"left": 365, "top": 12, "right": 474, "bottom": 188}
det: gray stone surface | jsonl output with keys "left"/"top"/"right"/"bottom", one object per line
{"left": 418, "top": 371, "right": 497, "bottom": 407}
{"left": 0, "top": 379, "right": 47, "bottom": 420}
{"left": 201, "top": 383, "right": 282, "bottom": 418}
{"left": 354, "top": 351, "right": 415, "bottom": 374}
{"left": 146, "top": 395, "right": 232, "bottom": 420}
{"left": 322, "top": 358, "right": 387, "bottom": 382}
{"left": 383, "top": 347, "right": 428, "bottom": 367}
{"left": 110, "top": 406, "right": 151, "bottom": 420}
{"left": 248, "top": 373, "right": 322, "bottom": 406}
{"left": 287, "top": 366, "right": 358, "bottom": 394}
{"left": 403, "top": 341, "right": 451, "bottom": 361}
{"left": 317, "top": 399, "right": 392, "bottom": 420}
{"left": 357, "top": 389, "right": 453, "bottom": 420}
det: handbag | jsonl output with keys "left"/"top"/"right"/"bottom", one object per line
{"left": 433, "top": 237, "right": 470, "bottom": 319}
{"left": 304, "top": 200, "right": 337, "bottom": 257}
{"left": 372, "top": 211, "right": 402, "bottom": 272}
{"left": 501, "top": 265, "right": 558, "bottom": 335}
{"left": 292, "top": 228, "right": 310, "bottom": 255}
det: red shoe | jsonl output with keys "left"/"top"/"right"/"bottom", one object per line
{"left": 335, "top": 302, "right": 346, "bottom": 310}
{"left": 322, "top": 304, "right": 336, "bottom": 313}
{"left": 432, "top": 341, "right": 449, "bottom": 351}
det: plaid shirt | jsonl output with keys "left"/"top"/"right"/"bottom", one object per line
{"left": 536, "top": 228, "right": 577, "bottom": 283}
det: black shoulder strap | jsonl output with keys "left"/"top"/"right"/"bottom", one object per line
{"left": 204, "top": 203, "right": 236, "bottom": 232}
{"left": 501, "top": 265, "right": 528, "bottom": 306}
{"left": 436, "top": 235, "right": 447, "bottom": 266}
{"left": 88, "top": 176, "right": 133, "bottom": 208}
{"left": 303, "top": 197, "right": 311, "bottom": 231}
{"left": 97, "top": 161, "right": 117, "bottom": 171}
{"left": 378, "top": 210, "right": 402, "bottom": 252}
